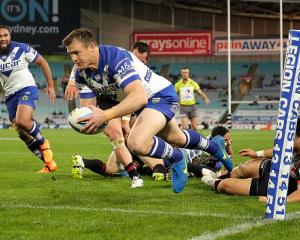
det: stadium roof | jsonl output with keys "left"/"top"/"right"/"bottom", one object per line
{"left": 143, "top": 0, "right": 300, "bottom": 20}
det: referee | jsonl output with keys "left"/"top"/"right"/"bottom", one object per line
{"left": 175, "top": 66, "right": 210, "bottom": 130}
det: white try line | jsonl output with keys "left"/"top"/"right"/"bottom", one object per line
{"left": 0, "top": 204, "right": 256, "bottom": 220}
{"left": 0, "top": 137, "right": 19, "bottom": 140}
{"left": 191, "top": 211, "right": 300, "bottom": 240}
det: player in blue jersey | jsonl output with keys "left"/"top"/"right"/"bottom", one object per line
{"left": 0, "top": 25, "right": 57, "bottom": 173}
{"left": 65, "top": 42, "right": 153, "bottom": 188}
{"left": 62, "top": 28, "right": 232, "bottom": 193}
{"left": 67, "top": 41, "right": 166, "bottom": 184}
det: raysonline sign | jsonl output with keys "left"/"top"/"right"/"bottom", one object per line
{"left": 133, "top": 32, "right": 212, "bottom": 56}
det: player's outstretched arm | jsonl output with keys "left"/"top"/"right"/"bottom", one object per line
{"left": 35, "top": 55, "right": 56, "bottom": 103}
{"left": 239, "top": 148, "right": 258, "bottom": 158}
{"left": 239, "top": 148, "right": 273, "bottom": 159}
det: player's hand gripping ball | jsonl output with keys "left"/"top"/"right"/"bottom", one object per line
{"left": 68, "top": 107, "right": 106, "bottom": 134}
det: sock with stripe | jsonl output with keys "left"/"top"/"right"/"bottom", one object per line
{"left": 26, "top": 120, "right": 45, "bottom": 146}
{"left": 149, "top": 136, "right": 183, "bottom": 164}
{"left": 182, "top": 129, "right": 217, "bottom": 154}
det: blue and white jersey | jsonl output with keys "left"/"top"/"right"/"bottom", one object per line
{"left": 0, "top": 41, "right": 39, "bottom": 97}
{"left": 75, "top": 45, "right": 172, "bottom": 101}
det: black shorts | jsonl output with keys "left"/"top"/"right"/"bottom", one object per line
{"left": 250, "top": 159, "right": 298, "bottom": 196}
{"left": 259, "top": 159, "right": 271, "bottom": 178}
{"left": 249, "top": 159, "right": 271, "bottom": 196}
{"left": 288, "top": 178, "right": 298, "bottom": 195}
{"left": 96, "top": 96, "right": 119, "bottom": 110}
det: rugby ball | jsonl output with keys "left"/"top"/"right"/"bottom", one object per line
{"left": 68, "top": 107, "right": 106, "bottom": 134}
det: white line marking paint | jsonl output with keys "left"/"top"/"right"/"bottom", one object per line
{"left": 191, "top": 211, "right": 300, "bottom": 240}
{"left": 3, "top": 203, "right": 299, "bottom": 239}
{"left": 103, "top": 207, "right": 255, "bottom": 219}
{"left": 0, "top": 204, "right": 255, "bottom": 220}
{"left": 0, "top": 138, "right": 19, "bottom": 140}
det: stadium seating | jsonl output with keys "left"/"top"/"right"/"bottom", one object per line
{"left": 0, "top": 90, "right": 70, "bottom": 128}
{"left": 5, "top": 60, "right": 278, "bottom": 127}
{"left": 149, "top": 61, "right": 281, "bottom": 125}
{"left": 29, "top": 62, "right": 66, "bottom": 89}
{"left": 35, "top": 91, "right": 70, "bottom": 127}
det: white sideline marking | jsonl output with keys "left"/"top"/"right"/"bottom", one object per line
{"left": 0, "top": 204, "right": 255, "bottom": 220}
{"left": 103, "top": 207, "right": 254, "bottom": 219}
{"left": 191, "top": 211, "right": 300, "bottom": 240}
{"left": 0, "top": 137, "right": 19, "bottom": 140}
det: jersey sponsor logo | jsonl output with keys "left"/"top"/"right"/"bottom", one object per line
{"left": 0, "top": 59, "right": 20, "bottom": 71}
{"left": 152, "top": 97, "right": 160, "bottom": 103}
{"left": 21, "top": 95, "right": 29, "bottom": 101}
{"left": 115, "top": 58, "right": 135, "bottom": 78}
{"left": 87, "top": 78, "right": 119, "bottom": 97}
{"left": 21, "top": 91, "right": 31, "bottom": 101}
{"left": 91, "top": 80, "right": 119, "bottom": 95}
{"left": 78, "top": 65, "right": 120, "bottom": 99}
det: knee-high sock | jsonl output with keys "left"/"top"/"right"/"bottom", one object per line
{"left": 27, "top": 120, "right": 45, "bottom": 145}
{"left": 124, "top": 162, "right": 139, "bottom": 179}
{"left": 26, "top": 138, "right": 43, "bottom": 160}
{"left": 182, "top": 129, "right": 217, "bottom": 154}
{"left": 148, "top": 136, "right": 183, "bottom": 164}
{"left": 83, "top": 158, "right": 106, "bottom": 175}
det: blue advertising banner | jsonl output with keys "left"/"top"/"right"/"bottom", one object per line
{"left": 0, "top": 0, "right": 80, "bottom": 53}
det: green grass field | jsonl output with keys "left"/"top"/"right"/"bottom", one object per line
{"left": 1, "top": 129, "right": 300, "bottom": 240}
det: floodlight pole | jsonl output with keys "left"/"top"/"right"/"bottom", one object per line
{"left": 131, "top": 0, "right": 135, "bottom": 33}
{"left": 227, "top": 0, "right": 232, "bottom": 128}
{"left": 98, "top": 0, "right": 102, "bottom": 43}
